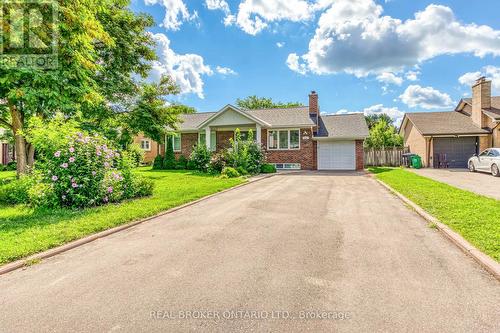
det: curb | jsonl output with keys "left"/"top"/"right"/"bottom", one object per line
{"left": 374, "top": 178, "right": 500, "bottom": 281}
{"left": 0, "top": 173, "right": 276, "bottom": 276}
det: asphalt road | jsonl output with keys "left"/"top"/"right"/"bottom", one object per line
{"left": 1, "top": 172, "right": 499, "bottom": 332}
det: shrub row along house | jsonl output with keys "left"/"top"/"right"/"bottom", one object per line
{"left": 135, "top": 92, "right": 369, "bottom": 170}
{"left": 400, "top": 78, "right": 500, "bottom": 168}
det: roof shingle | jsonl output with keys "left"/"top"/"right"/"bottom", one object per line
{"left": 316, "top": 113, "right": 369, "bottom": 139}
{"left": 404, "top": 111, "right": 490, "bottom": 135}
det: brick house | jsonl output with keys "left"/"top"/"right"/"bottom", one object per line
{"left": 138, "top": 92, "right": 369, "bottom": 171}
{"left": 400, "top": 78, "right": 500, "bottom": 168}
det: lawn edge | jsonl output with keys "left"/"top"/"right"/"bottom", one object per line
{"left": 0, "top": 173, "right": 276, "bottom": 276}
{"left": 370, "top": 174, "right": 500, "bottom": 282}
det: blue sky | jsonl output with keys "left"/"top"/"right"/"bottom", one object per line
{"left": 130, "top": 0, "right": 500, "bottom": 124}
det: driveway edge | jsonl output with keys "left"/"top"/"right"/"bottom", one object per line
{"left": 0, "top": 174, "right": 276, "bottom": 276}
{"left": 374, "top": 177, "right": 500, "bottom": 281}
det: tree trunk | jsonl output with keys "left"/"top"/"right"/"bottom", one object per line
{"left": 10, "top": 106, "right": 27, "bottom": 176}
{"left": 27, "top": 143, "right": 35, "bottom": 167}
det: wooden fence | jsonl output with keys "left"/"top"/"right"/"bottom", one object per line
{"left": 364, "top": 147, "right": 409, "bottom": 167}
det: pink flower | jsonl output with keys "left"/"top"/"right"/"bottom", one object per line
{"left": 69, "top": 157, "right": 75, "bottom": 163}
{"left": 51, "top": 175, "right": 58, "bottom": 181}
{"left": 103, "top": 196, "right": 109, "bottom": 203}
{"left": 92, "top": 171, "right": 97, "bottom": 176}
{"left": 54, "top": 151, "right": 61, "bottom": 157}
{"left": 72, "top": 183, "right": 78, "bottom": 188}
{"left": 96, "top": 150, "right": 102, "bottom": 156}
{"left": 104, "top": 162, "right": 110, "bottom": 168}
{"left": 69, "top": 147, "right": 75, "bottom": 153}
{"left": 61, "top": 163, "right": 68, "bottom": 168}
{"left": 107, "top": 186, "right": 113, "bottom": 193}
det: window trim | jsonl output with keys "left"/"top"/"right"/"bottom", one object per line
{"left": 167, "top": 134, "right": 182, "bottom": 152}
{"left": 267, "top": 129, "right": 301, "bottom": 151}
{"left": 140, "top": 139, "right": 151, "bottom": 152}
{"left": 198, "top": 131, "right": 217, "bottom": 151}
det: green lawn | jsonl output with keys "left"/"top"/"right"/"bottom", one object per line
{"left": 370, "top": 167, "right": 500, "bottom": 262}
{"left": 0, "top": 168, "right": 244, "bottom": 265}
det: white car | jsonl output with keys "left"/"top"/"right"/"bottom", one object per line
{"left": 468, "top": 148, "right": 500, "bottom": 177}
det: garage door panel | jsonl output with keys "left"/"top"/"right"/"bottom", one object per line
{"left": 318, "top": 141, "right": 356, "bottom": 170}
{"left": 433, "top": 137, "right": 477, "bottom": 168}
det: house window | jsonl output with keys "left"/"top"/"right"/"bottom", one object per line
{"left": 167, "top": 134, "right": 181, "bottom": 152}
{"left": 268, "top": 131, "right": 278, "bottom": 149}
{"left": 140, "top": 139, "right": 151, "bottom": 151}
{"left": 274, "top": 163, "right": 301, "bottom": 170}
{"left": 268, "top": 129, "right": 301, "bottom": 150}
{"left": 198, "top": 132, "right": 217, "bottom": 151}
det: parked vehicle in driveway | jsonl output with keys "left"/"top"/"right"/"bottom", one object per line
{"left": 468, "top": 148, "right": 500, "bottom": 177}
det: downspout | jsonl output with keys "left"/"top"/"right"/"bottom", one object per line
{"left": 427, "top": 136, "right": 432, "bottom": 168}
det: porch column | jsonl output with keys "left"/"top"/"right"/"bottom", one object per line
{"left": 256, "top": 124, "right": 262, "bottom": 145}
{"left": 205, "top": 126, "right": 211, "bottom": 150}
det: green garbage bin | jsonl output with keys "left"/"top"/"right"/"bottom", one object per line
{"left": 410, "top": 155, "right": 422, "bottom": 169}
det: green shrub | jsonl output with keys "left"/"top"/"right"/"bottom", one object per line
{"left": 0, "top": 164, "right": 6, "bottom": 171}
{"left": 189, "top": 144, "right": 212, "bottom": 172}
{"left": 236, "top": 166, "right": 248, "bottom": 175}
{"left": 176, "top": 155, "right": 188, "bottom": 170}
{"left": 27, "top": 182, "right": 58, "bottom": 208}
{"left": 163, "top": 136, "right": 177, "bottom": 169}
{"left": 221, "top": 167, "right": 240, "bottom": 178}
{"left": 0, "top": 175, "right": 36, "bottom": 204}
{"left": 23, "top": 118, "right": 154, "bottom": 208}
{"left": 186, "top": 159, "right": 197, "bottom": 170}
{"left": 261, "top": 163, "right": 277, "bottom": 173}
{"left": 6, "top": 161, "right": 16, "bottom": 171}
{"left": 225, "top": 129, "right": 265, "bottom": 174}
{"left": 125, "top": 143, "right": 144, "bottom": 167}
{"left": 152, "top": 155, "right": 163, "bottom": 170}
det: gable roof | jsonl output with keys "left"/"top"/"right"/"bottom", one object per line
{"left": 316, "top": 113, "right": 369, "bottom": 139}
{"left": 197, "top": 104, "right": 270, "bottom": 128}
{"left": 174, "top": 105, "right": 315, "bottom": 131}
{"left": 245, "top": 106, "right": 314, "bottom": 127}
{"left": 459, "top": 97, "right": 500, "bottom": 120}
{"left": 402, "top": 111, "right": 490, "bottom": 136}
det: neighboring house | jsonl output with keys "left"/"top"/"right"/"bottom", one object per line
{"left": 138, "top": 92, "right": 369, "bottom": 170}
{"left": 0, "top": 128, "right": 13, "bottom": 165}
{"left": 133, "top": 133, "right": 163, "bottom": 163}
{"left": 400, "top": 78, "right": 500, "bottom": 168}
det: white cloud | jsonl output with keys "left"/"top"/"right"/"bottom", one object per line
{"left": 205, "top": 0, "right": 230, "bottom": 14}
{"left": 144, "top": 0, "right": 197, "bottom": 31}
{"left": 276, "top": 42, "right": 285, "bottom": 48}
{"left": 216, "top": 66, "right": 237, "bottom": 75}
{"left": 335, "top": 104, "right": 404, "bottom": 126}
{"left": 405, "top": 70, "right": 420, "bottom": 81}
{"left": 363, "top": 104, "right": 405, "bottom": 126}
{"left": 376, "top": 72, "right": 403, "bottom": 86}
{"left": 459, "top": 66, "right": 500, "bottom": 94}
{"left": 150, "top": 33, "right": 213, "bottom": 98}
{"left": 291, "top": 1, "right": 500, "bottom": 76}
{"left": 399, "top": 85, "right": 454, "bottom": 109}
{"left": 235, "top": 0, "right": 317, "bottom": 35}
{"left": 286, "top": 53, "right": 307, "bottom": 75}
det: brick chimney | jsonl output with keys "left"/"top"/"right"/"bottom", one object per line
{"left": 471, "top": 77, "right": 491, "bottom": 128}
{"left": 309, "top": 91, "right": 319, "bottom": 133}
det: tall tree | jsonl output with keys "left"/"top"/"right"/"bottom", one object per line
{"left": 236, "top": 96, "right": 303, "bottom": 109}
{"left": 124, "top": 75, "right": 195, "bottom": 150}
{"left": 0, "top": 0, "right": 160, "bottom": 176}
{"left": 364, "top": 120, "right": 403, "bottom": 149}
{"left": 365, "top": 114, "right": 394, "bottom": 130}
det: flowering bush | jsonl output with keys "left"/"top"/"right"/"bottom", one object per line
{"left": 189, "top": 144, "right": 212, "bottom": 172}
{"left": 23, "top": 118, "right": 153, "bottom": 208}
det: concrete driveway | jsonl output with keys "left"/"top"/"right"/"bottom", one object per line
{"left": 1, "top": 173, "right": 499, "bottom": 332}
{"left": 410, "top": 168, "right": 500, "bottom": 200}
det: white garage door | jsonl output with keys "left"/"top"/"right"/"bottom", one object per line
{"left": 318, "top": 141, "right": 356, "bottom": 170}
